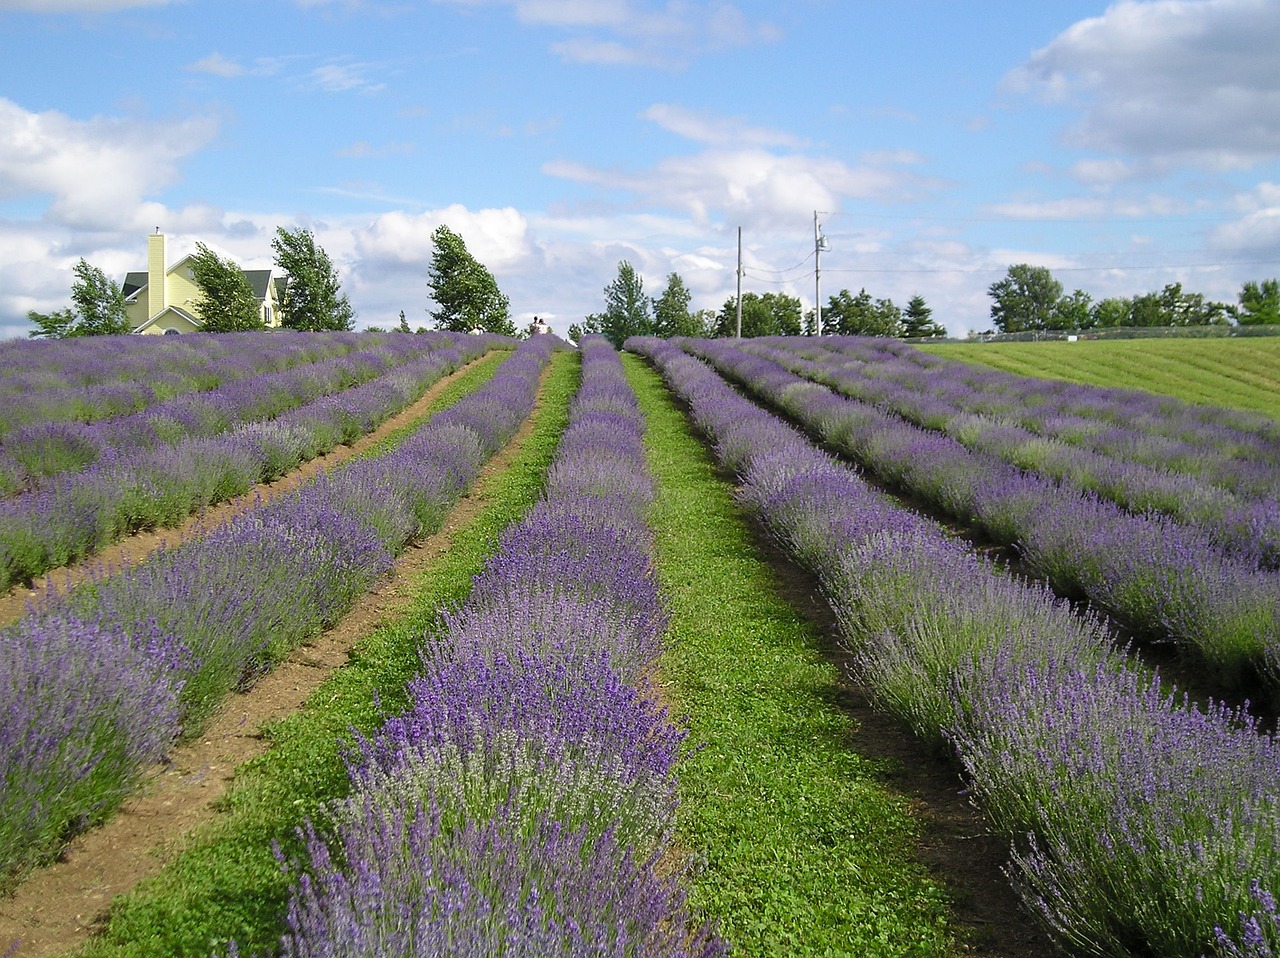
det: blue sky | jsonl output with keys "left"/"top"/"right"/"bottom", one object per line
{"left": 2, "top": 0, "right": 1280, "bottom": 339}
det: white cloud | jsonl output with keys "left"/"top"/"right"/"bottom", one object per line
{"left": 987, "top": 193, "right": 1198, "bottom": 221}
{"left": 353, "top": 204, "right": 531, "bottom": 270}
{"left": 643, "top": 103, "right": 806, "bottom": 149}
{"left": 307, "top": 59, "right": 387, "bottom": 93}
{"left": 0, "top": 98, "right": 219, "bottom": 229}
{"left": 187, "top": 53, "right": 291, "bottom": 79}
{"left": 435, "top": 0, "right": 777, "bottom": 68}
{"left": 1008, "top": 0, "right": 1280, "bottom": 169}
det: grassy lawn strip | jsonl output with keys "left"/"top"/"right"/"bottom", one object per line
{"left": 623, "top": 354, "right": 954, "bottom": 957}
{"left": 77, "top": 350, "right": 579, "bottom": 958}
{"left": 921, "top": 338, "right": 1280, "bottom": 418}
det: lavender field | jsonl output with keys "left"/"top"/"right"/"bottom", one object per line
{"left": 1, "top": 331, "right": 1278, "bottom": 958}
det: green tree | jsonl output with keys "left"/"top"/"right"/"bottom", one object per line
{"left": 1129, "top": 290, "right": 1165, "bottom": 327}
{"left": 1051, "top": 289, "right": 1094, "bottom": 330}
{"left": 426, "top": 225, "right": 513, "bottom": 336}
{"left": 272, "top": 226, "right": 354, "bottom": 331}
{"left": 822, "top": 288, "right": 900, "bottom": 336}
{"left": 1091, "top": 297, "right": 1132, "bottom": 328}
{"left": 26, "top": 307, "right": 77, "bottom": 339}
{"left": 190, "top": 243, "right": 265, "bottom": 332}
{"left": 988, "top": 264, "right": 1063, "bottom": 333}
{"left": 714, "top": 291, "right": 802, "bottom": 338}
{"left": 653, "top": 272, "right": 702, "bottom": 338}
{"left": 901, "top": 294, "right": 945, "bottom": 338}
{"left": 28, "top": 259, "right": 130, "bottom": 338}
{"left": 1238, "top": 279, "right": 1280, "bottom": 325}
{"left": 592, "top": 261, "right": 653, "bottom": 348}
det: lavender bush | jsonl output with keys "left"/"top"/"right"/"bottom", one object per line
{"left": 0, "top": 337, "right": 558, "bottom": 884}
{"left": 678, "top": 336, "right": 1280, "bottom": 696}
{"left": 0, "top": 335, "right": 498, "bottom": 591}
{"left": 627, "top": 334, "right": 1280, "bottom": 958}
{"left": 0, "top": 614, "right": 186, "bottom": 888}
{"left": 267, "top": 336, "right": 723, "bottom": 956}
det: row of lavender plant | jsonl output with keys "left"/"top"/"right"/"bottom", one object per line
{"left": 679, "top": 337, "right": 1280, "bottom": 696}
{"left": 808, "top": 334, "right": 1280, "bottom": 465}
{"left": 260, "top": 337, "right": 723, "bottom": 957}
{"left": 0, "top": 331, "right": 375, "bottom": 439}
{"left": 0, "top": 331, "right": 470, "bottom": 498}
{"left": 0, "top": 335, "right": 506, "bottom": 593}
{"left": 628, "top": 335, "right": 1280, "bottom": 958}
{"left": 0, "top": 336, "right": 559, "bottom": 892}
{"left": 755, "top": 336, "right": 1280, "bottom": 561}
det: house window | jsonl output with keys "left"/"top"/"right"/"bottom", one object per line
{"left": 263, "top": 304, "right": 273, "bottom": 325}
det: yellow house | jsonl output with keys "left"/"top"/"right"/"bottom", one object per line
{"left": 123, "top": 232, "right": 284, "bottom": 334}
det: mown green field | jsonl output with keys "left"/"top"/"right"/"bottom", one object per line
{"left": 919, "top": 337, "right": 1280, "bottom": 419}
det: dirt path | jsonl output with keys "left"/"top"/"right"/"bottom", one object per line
{"left": 0, "top": 356, "right": 536, "bottom": 957}
{"left": 0, "top": 354, "right": 495, "bottom": 629}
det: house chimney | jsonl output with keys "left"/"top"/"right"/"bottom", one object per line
{"left": 147, "top": 230, "right": 167, "bottom": 318}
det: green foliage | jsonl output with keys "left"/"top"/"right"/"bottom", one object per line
{"left": 920, "top": 337, "right": 1280, "bottom": 420}
{"left": 190, "top": 243, "right": 265, "bottom": 333}
{"left": 988, "top": 263, "right": 1064, "bottom": 333}
{"left": 653, "top": 272, "right": 708, "bottom": 338}
{"left": 585, "top": 261, "right": 654, "bottom": 348}
{"left": 27, "top": 259, "right": 130, "bottom": 338}
{"left": 26, "top": 307, "right": 77, "bottom": 339}
{"left": 902, "top": 293, "right": 945, "bottom": 338}
{"left": 715, "top": 291, "right": 802, "bottom": 338}
{"left": 1238, "top": 279, "right": 1280, "bottom": 325}
{"left": 622, "top": 354, "right": 955, "bottom": 956}
{"left": 1091, "top": 296, "right": 1132, "bottom": 328}
{"left": 426, "top": 225, "right": 514, "bottom": 336}
{"left": 77, "top": 353, "right": 579, "bottom": 958}
{"left": 1051, "top": 288, "right": 1094, "bottom": 331}
{"left": 272, "top": 227, "right": 354, "bottom": 332}
{"left": 819, "top": 288, "right": 901, "bottom": 337}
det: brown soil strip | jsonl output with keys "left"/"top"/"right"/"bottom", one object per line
{"left": 0, "top": 354, "right": 493, "bottom": 629}
{"left": 0, "top": 359, "right": 542, "bottom": 958}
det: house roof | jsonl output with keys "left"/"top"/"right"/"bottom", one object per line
{"left": 132, "top": 305, "right": 203, "bottom": 334}
{"left": 122, "top": 262, "right": 279, "bottom": 303}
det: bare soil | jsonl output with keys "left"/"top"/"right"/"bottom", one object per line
{"left": 0, "top": 357, "right": 1058, "bottom": 958}
{"left": 0, "top": 356, "right": 526, "bottom": 957}
{"left": 0, "top": 356, "right": 490, "bottom": 630}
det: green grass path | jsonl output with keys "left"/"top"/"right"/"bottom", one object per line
{"left": 624, "top": 354, "right": 954, "bottom": 957}
{"left": 77, "top": 350, "right": 579, "bottom": 957}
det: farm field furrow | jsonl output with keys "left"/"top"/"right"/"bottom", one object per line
{"left": 0, "top": 331, "right": 473, "bottom": 497}
{"left": 680, "top": 336, "right": 1280, "bottom": 701}
{"left": 0, "top": 349, "right": 507, "bottom": 630}
{"left": 1, "top": 346, "right": 581, "bottom": 958}
{"left": 0, "top": 337, "right": 558, "bottom": 903}
{"left": 743, "top": 336, "right": 1280, "bottom": 568}
{"left": 0, "top": 332, "right": 376, "bottom": 439}
{"left": 622, "top": 353, "right": 1039, "bottom": 956}
{"left": 920, "top": 337, "right": 1280, "bottom": 420}
{"left": 628, "top": 335, "right": 1280, "bottom": 958}
{"left": 0, "top": 335, "right": 502, "bottom": 591}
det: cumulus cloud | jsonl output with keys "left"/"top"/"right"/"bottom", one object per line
{"left": 353, "top": 204, "right": 531, "bottom": 271}
{"left": 1007, "top": 0, "right": 1280, "bottom": 170}
{"left": 545, "top": 146, "right": 940, "bottom": 229}
{"left": 0, "top": 98, "right": 219, "bottom": 229}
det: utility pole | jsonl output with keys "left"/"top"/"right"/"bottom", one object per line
{"left": 814, "top": 211, "right": 829, "bottom": 336}
{"left": 736, "top": 226, "right": 743, "bottom": 339}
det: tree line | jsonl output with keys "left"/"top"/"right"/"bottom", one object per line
{"left": 28, "top": 227, "right": 356, "bottom": 338}
{"left": 568, "top": 260, "right": 946, "bottom": 348}
{"left": 985, "top": 263, "right": 1280, "bottom": 334}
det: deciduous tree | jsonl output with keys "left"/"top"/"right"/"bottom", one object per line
{"left": 1238, "top": 279, "right": 1280, "bottom": 324}
{"left": 593, "top": 261, "right": 653, "bottom": 348}
{"left": 426, "top": 225, "right": 513, "bottom": 336}
{"left": 28, "top": 259, "right": 130, "bottom": 338}
{"left": 272, "top": 227, "right": 354, "bottom": 331}
{"left": 714, "top": 291, "right": 802, "bottom": 338}
{"left": 988, "top": 264, "right": 1063, "bottom": 333}
{"left": 190, "top": 243, "right": 265, "bottom": 332}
